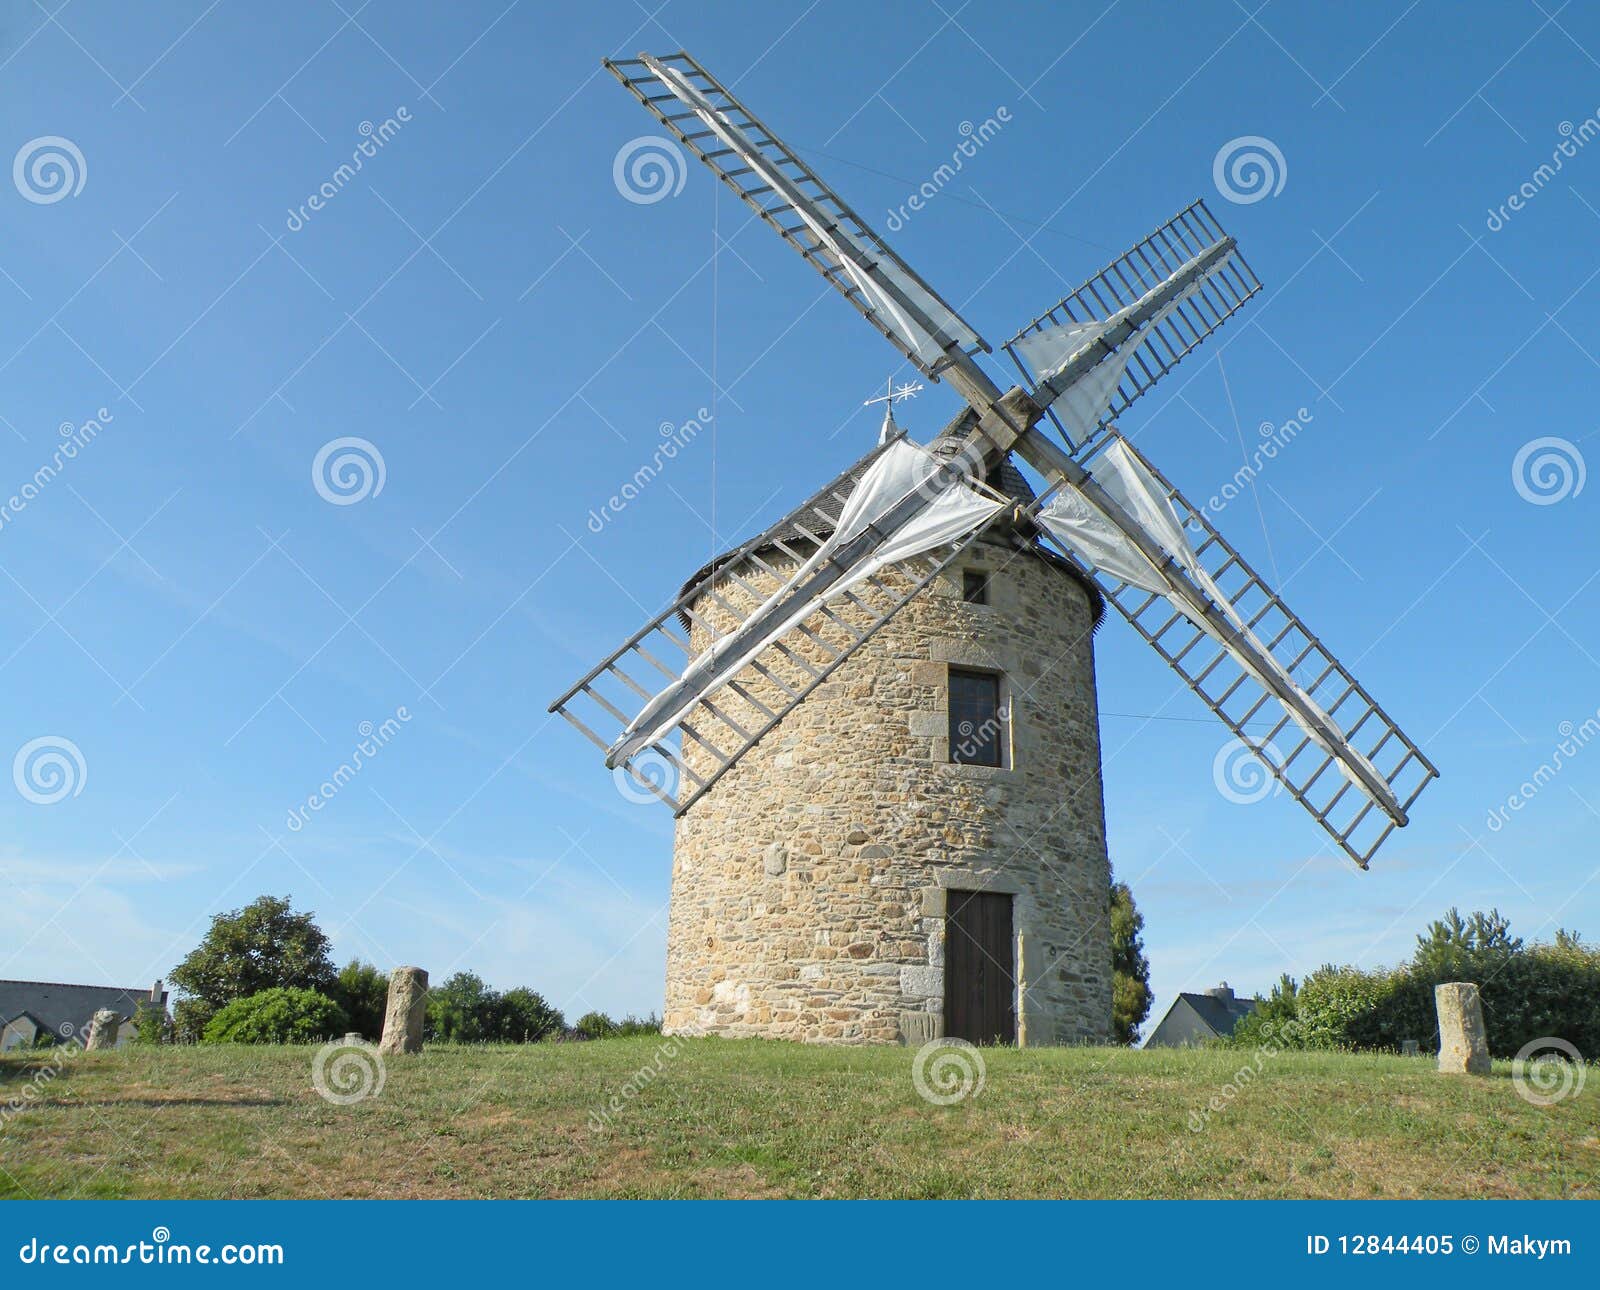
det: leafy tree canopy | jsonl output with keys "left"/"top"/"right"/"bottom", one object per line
{"left": 1110, "top": 878, "right": 1152, "bottom": 1045}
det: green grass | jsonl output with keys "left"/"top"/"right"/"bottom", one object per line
{"left": 1, "top": 1038, "right": 1594, "bottom": 1198}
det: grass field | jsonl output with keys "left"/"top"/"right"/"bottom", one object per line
{"left": 1, "top": 1037, "right": 1594, "bottom": 1199}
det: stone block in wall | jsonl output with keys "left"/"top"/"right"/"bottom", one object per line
{"left": 898, "top": 1010, "right": 941, "bottom": 1046}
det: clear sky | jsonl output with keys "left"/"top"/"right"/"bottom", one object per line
{"left": 2, "top": 0, "right": 1597, "bottom": 1033}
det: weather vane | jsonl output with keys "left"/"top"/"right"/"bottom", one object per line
{"left": 863, "top": 378, "right": 923, "bottom": 442}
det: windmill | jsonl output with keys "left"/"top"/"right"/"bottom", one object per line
{"left": 554, "top": 47, "right": 1436, "bottom": 865}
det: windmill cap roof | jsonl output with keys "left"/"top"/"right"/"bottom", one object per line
{"left": 677, "top": 422, "right": 1104, "bottom": 630}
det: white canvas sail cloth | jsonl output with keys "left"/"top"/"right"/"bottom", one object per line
{"left": 1021, "top": 280, "right": 1207, "bottom": 443}
{"left": 1036, "top": 440, "right": 1394, "bottom": 807}
{"left": 607, "top": 439, "right": 1004, "bottom": 766}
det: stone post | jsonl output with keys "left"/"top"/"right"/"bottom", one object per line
{"left": 1435, "top": 982, "right": 1490, "bottom": 1074}
{"left": 84, "top": 1009, "right": 120, "bottom": 1051}
{"left": 1400, "top": 1039, "right": 1419, "bottom": 1057}
{"left": 378, "top": 966, "right": 428, "bottom": 1055}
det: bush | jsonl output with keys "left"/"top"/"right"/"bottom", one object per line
{"left": 614, "top": 1013, "right": 662, "bottom": 1037}
{"left": 1227, "top": 911, "right": 1600, "bottom": 1058}
{"left": 332, "top": 960, "right": 388, "bottom": 1040}
{"left": 132, "top": 1004, "right": 169, "bottom": 1047}
{"left": 573, "top": 1011, "right": 618, "bottom": 1040}
{"left": 426, "top": 971, "right": 497, "bottom": 1043}
{"left": 201, "top": 988, "right": 347, "bottom": 1045}
{"left": 496, "top": 988, "right": 563, "bottom": 1043}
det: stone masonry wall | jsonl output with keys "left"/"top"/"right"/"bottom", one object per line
{"left": 664, "top": 534, "right": 1113, "bottom": 1045}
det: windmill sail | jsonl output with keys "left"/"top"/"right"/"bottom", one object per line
{"left": 1032, "top": 434, "right": 1437, "bottom": 867}
{"left": 550, "top": 435, "right": 1007, "bottom": 813}
{"left": 603, "top": 52, "right": 988, "bottom": 377}
{"left": 1005, "top": 200, "right": 1262, "bottom": 456}
{"left": 606, "top": 437, "right": 1002, "bottom": 764}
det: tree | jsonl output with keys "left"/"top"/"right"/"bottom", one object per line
{"left": 1414, "top": 906, "right": 1522, "bottom": 967}
{"left": 495, "top": 988, "right": 563, "bottom": 1043}
{"left": 1226, "top": 973, "right": 1299, "bottom": 1048}
{"left": 333, "top": 960, "right": 389, "bottom": 1040}
{"left": 426, "top": 971, "right": 499, "bottom": 1043}
{"left": 201, "top": 988, "right": 347, "bottom": 1044}
{"left": 1109, "top": 878, "right": 1152, "bottom": 1045}
{"left": 170, "top": 895, "right": 336, "bottom": 1041}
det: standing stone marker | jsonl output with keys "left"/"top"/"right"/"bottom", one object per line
{"left": 1435, "top": 982, "right": 1490, "bottom": 1075}
{"left": 1400, "top": 1039, "right": 1420, "bottom": 1057}
{"left": 84, "top": 1009, "right": 120, "bottom": 1051}
{"left": 378, "top": 966, "right": 428, "bottom": 1056}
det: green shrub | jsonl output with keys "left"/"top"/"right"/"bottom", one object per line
{"left": 496, "top": 988, "right": 563, "bottom": 1043}
{"left": 574, "top": 1011, "right": 618, "bottom": 1040}
{"left": 1226, "top": 911, "right": 1600, "bottom": 1058}
{"left": 201, "top": 988, "right": 347, "bottom": 1044}
{"left": 614, "top": 1013, "right": 662, "bottom": 1037}
{"left": 132, "top": 1004, "right": 169, "bottom": 1046}
{"left": 332, "top": 960, "right": 388, "bottom": 1040}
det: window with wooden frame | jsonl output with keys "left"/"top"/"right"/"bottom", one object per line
{"left": 948, "top": 667, "right": 1005, "bottom": 767}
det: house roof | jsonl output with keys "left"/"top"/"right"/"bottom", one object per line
{"left": 677, "top": 422, "right": 1106, "bottom": 630}
{"left": 0, "top": 979, "right": 166, "bottom": 1043}
{"left": 1174, "top": 991, "right": 1257, "bottom": 1037}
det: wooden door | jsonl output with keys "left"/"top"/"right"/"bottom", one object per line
{"left": 944, "top": 890, "right": 1016, "bottom": 1045}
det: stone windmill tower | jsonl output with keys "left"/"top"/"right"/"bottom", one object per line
{"left": 552, "top": 51, "right": 1438, "bottom": 1046}
{"left": 664, "top": 421, "right": 1112, "bottom": 1045}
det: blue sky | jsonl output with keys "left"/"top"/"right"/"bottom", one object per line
{"left": 2, "top": 0, "right": 1598, "bottom": 1033}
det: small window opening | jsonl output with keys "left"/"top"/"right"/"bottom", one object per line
{"left": 949, "top": 667, "right": 1005, "bottom": 767}
{"left": 962, "top": 570, "right": 990, "bottom": 605}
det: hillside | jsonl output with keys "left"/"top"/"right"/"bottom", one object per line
{"left": 1, "top": 1038, "right": 1593, "bottom": 1199}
